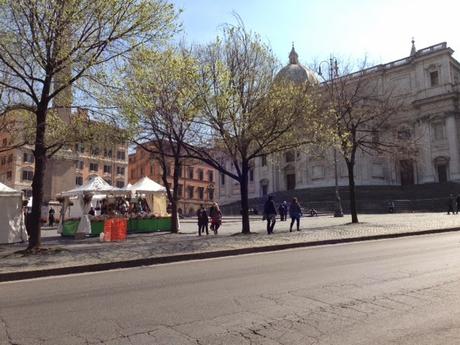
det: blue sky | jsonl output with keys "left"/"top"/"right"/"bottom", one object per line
{"left": 172, "top": 0, "right": 460, "bottom": 67}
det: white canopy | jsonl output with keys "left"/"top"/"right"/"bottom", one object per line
{"left": 127, "top": 177, "right": 167, "bottom": 216}
{"left": 0, "top": 183, "right": 27, "bottom": 243}
{"left": 0, "top": 181, "right": 21, "bottom": 196}
{"left": 61, "top": 176, "right": 124, "bottom": 197}
{"left": 128, "top": 177, "right": 166, "bottom": 194}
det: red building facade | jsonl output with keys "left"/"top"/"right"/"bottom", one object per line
{"left": 128, "top": 146, "right": 218, "bottom": 216}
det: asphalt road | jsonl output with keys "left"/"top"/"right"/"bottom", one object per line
{"left": 2, "top": 232, "right": 460, "bottom": 345}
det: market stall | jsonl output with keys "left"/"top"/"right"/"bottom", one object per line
{"left": 58, "top": 176, "right": 127, "bottom": 237}
{"left": 127, "top": 177, "right": 171, "bottom": 233}
{"left": 0, "top": 182, "right": 27, "bottom": 244}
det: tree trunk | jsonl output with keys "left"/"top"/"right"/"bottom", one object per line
{"left": 170, "top": 160, "right": 181, "bottom": 233}
{"left": 170, "top": 201, "right": 179, "bottom": 233}
{"left": 346, "top": 160, "right": 358, "bottom": 223}
{"left": 27, "top": 109, "right": 47, "bottom": 250}
{"left": 240, "top": 162, "right": 250, "bottom": 234}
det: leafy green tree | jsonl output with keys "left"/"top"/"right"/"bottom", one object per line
{"left": 187, "top": 21, "right": 324, "bottom": 234}
{"left": 118, "top": 47, "right": 202, "bottom": 232}
{"left": 0, "top": 0, "right": 178, "bottom": 250}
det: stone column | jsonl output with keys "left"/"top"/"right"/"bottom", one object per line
{"left": 446, "top": 115, "right": 460, "bottom": 180}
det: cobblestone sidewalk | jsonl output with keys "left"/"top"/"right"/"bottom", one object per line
{"left": 1, "top": 213, "right": 460, "bottom": 276}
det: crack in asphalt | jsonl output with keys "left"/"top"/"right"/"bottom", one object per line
{"left": 0, "top": 315, "right": 22, "bottom": 345}
{"left": 52, "top": 277, "right": 458, "bottom": 345}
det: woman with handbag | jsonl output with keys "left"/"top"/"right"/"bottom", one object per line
{"left": 209, "top": 202, "right": 222, "bottom": 235}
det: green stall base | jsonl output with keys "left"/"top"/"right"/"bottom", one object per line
{"left": 90, "top": 221, "right": 104, "bottom": 235}
{"left": 62, "top": 220, "right": 79, "bottom": 236}
{"left": 62, "top": 217, "right": 172, "bottom": 236}
{"left": 61, "top": 220, "right": 105, "bottom": 237}
{"left": 128, "top": 217, "right": 172, "bottom": 233}
{"left": 127, "top": 219, "right": 137, "bottom": 233}
{"left": 156, "top": 217, "right": 172, "bottom": 231}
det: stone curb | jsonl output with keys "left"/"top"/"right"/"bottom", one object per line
{"left": 2, "top": 226, "right": 460, "bottom": 283}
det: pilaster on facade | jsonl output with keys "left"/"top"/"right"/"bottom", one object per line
{"left": 446, "top": 115, "right": 460, "bottom": 180}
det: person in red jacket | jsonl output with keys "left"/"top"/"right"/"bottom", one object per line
{"left": 209, "top": 202, "right": 222, "bottom": 235}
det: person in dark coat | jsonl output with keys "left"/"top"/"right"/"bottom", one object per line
{"left": 448, "top": 194, "right": 455, "bottom": 215}
{"left": 388, "top": 200, "right": 395, "bottom": 213}
{"left": 263, "top": 196, "right": 277, "bottom": 234}
{"left": 48, "top": 207, "right": 55, "bottom": 227}
{"left": 100, "top": 199, "right": 108, "bottom": 215}
{"left": 196, "top": 204, "right": 209, "bottom": 236}
{"left": 456, "top": 194, "right": 460, "bottom": 214}
{"left": 278, "top": 201, "right": 287, "bottom": 221}
{"left": 289, "top": 197, "right": 302, "bottom": 232}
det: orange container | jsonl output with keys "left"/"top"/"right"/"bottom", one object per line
{"left": 110, "top": 218, "right": 128, "bottom": 241}
{"left": 103, "top": 218, "right": 128, "bottom": 241}
{"left": 103, "top": 218, "right": 114, "bottom": 242}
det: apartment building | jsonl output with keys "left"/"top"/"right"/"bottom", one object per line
{"left": 0, "top": 119, "right": 128, "bottom": 201}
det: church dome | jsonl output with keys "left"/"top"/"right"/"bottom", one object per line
{"left": 276, "top": 45, "right": 318, "bottom": 84}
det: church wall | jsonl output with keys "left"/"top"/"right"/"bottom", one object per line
{"left": 217, "top": 43, "right": 460, "bottom": 206}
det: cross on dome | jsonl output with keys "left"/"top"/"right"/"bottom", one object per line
{"left": 289, "top": 43, "right": 299, "bottom": 64}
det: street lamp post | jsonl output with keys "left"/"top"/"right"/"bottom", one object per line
{"left": 318, "top": 57, "right": 344, "bottom": 217}
{"left": 207, "top": 182, "right": 215, "bottom": 203}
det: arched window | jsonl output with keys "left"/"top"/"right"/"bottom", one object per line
{"left": 285, "top": 151, "right": 295, "bottom": 162}
{"left": 284, "top": 164, "right": 296, "bottom": 190}
{"left": 397, "top": 126, "right": 412, "bottom": 140}
{"left": 260, "top": 179, "right": 269, "bottom": 196}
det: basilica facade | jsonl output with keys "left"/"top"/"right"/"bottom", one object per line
{"left": 218, "top": 41, "right": 460, "bottom": 205}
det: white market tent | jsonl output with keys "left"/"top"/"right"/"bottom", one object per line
{"left": 0, "top": 182, "right": 27, "bottom": 244}
{"left": 127, "top": 176, "right": 166, "bottom": 194}
{"left": 127, "top": 177, "right": 168, "bottom": 216}
{"left": 61, "top": 176, "right": 122, "bottom": 196}
{"left": 58, "top": 176, "right": 127, "bottom": 235}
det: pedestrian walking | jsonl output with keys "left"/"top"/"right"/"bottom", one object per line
{"left": 196, "top": 204, "right": 209, "bottom": 236}
{"left": 263, "top": 196, "right": 277, "bottom": 234}
{"left": 448, "top": 194, "right": 455, "bottom": 215}
{"left": 48, "top": 207, "right": 55, "bottom": 227}
{"left": 289, "top": 197, "right": 302, "bottom": 232}
{"left": 388, "top": 200, "right": 395, "bottom": 213}
{"left": 209, "top": 202, "right": 222, "bottom": 235}
{"left": 456, "top": 194, "right": 460, "bottom": 214}
{"left": 278, "top": 201, "right": 287, "bottom": 221}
